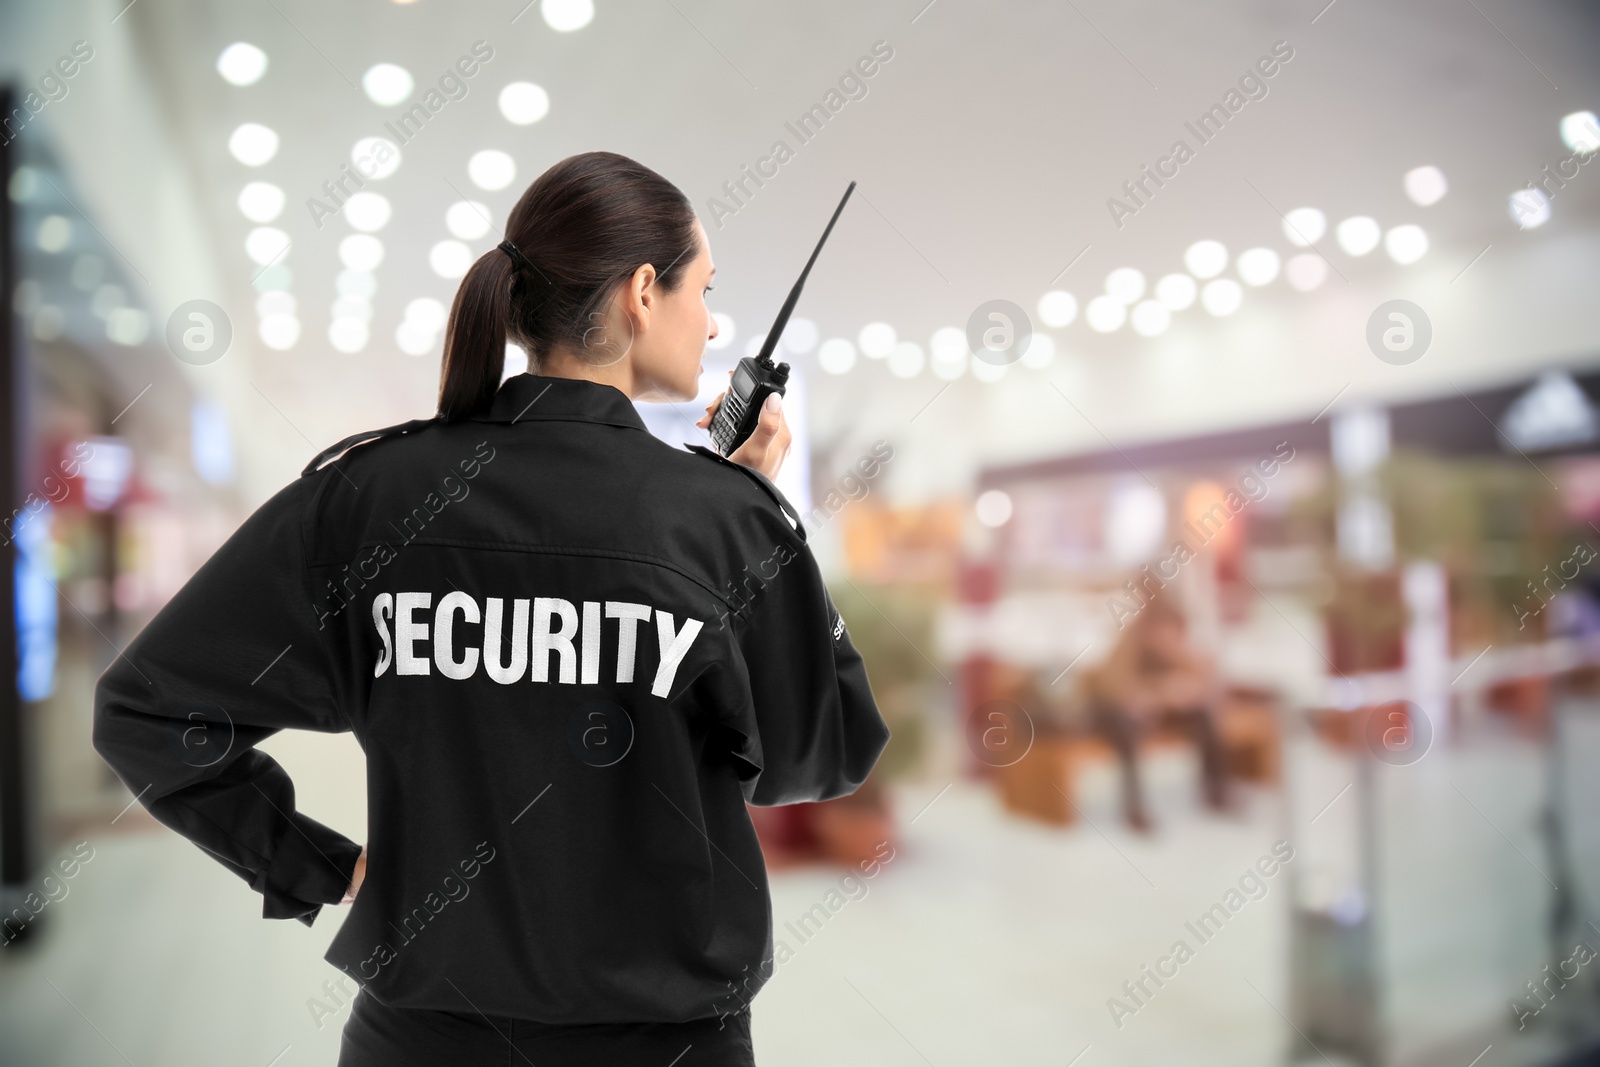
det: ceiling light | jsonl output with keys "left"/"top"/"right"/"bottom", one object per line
{"left": 542, "top": 0, "right": 596, "bottom": 31}
{"left": 468, "top": 150, "right": 517, "bottom": 191}
{"left": 975, "top": 489, "right": 1013, "bottom": 528}
{"left": 259, "top": 313, "right": 301, "bottom": 350}
{"left": 91, "top": 284, "right": 125, "bottom": 318}
{"left": 818, "top": 337, "right": 856, "bottom": 374}
{"left": 783, "top": 316, "right": 818, "bottom": 353}
{"left": 1085, "top": 295, "right": 1126, "bottom": 332}
{"left": 256, "top": 291, "right": 296, "bottom": 317}
{"left": 339, "top": 234, "right": 385, "bottom": 272}
{"left": 970, "top": 358, "right": 1006, "bottom": 383}
{"left": 1285, "top": 254, "right": 1328, "bottom": 291}
{"left": 1283, "top": 207, "right": 1326, "bottom": 246}
{"left": 343, "top": 192, "right": 392, "bottom": 232}
{"left": 930, "top": 326, "right": 966, "bottom": 361}
{"left": 37, "top": 215, "right": 71, "bottom": 252}
{"left": 405, "top": 297, "right": 447, "bottom": 333}
{"left": 1560, "top": 111, "right": 1600, "bottom": 154}
{"left": 329, "top": 318, "right": 370, "bottom": 353}
{"left": 858, "top": 322, "right": 895, "bottom": 358}
{"left": 1201, "top": 279, "right": 1242, "bottom": 316}
{"left": 1184, "top": 240, "right": 1228, "bottom": 279}
{"left": 253, "top": 266, "right": 291, "bottom": 294}
{"left": 888, "top": 341, "right": 925, "bottom": 378}
{"left": 363, "top": 63, "right": 414, "bottom": 106}
{"left": 332, "top": 296, "right": 373, "bottom": 322}
{"left": 352, "top": 137, "right": 402, "bottom": 180}
{"left": 1131, "top": 300, "right": 1170, "bottom": 337}
{"left": 396, "top": 321, "right": 436, "bottom": 356}
{"left": 1037, "top": 290, "right": 1078, "bottom": 328}
{"left": 446, "top": 200, "right": 492, "bottom": 240}
{"left": 930, "top": 328, "right": 966, "bottom": 379}
{"left": 70, "top": 256, "right": 103, "bottom": 291}
{"left": 216, "top": 43, "right": 268, "bottom": 87}
{"left": 707, "top": 312, "right": 735, "bottom": 350}
{"left": 1105, "top": 267, "right": 1146, "bottom": 304}
{"left": 1384, "top": 225, "right": 1428, "bottom": 264}
{"left": 1020, "top": 331, "right": 1056, "bottom": 368}
{"left": 106, "top": 307, "right": 150, "bottom": 346}
{"left": 228, "top": 123, "right": 278, "bottom": 166}
{"left": 1237, "top": 247, "right": 1280, "bottom": 286}
{"left": 9, "top": 166, "right": 39, "bottom": 202}
{"left": 429, "top": 240, "right": 472, "bottom": 278}
{"left": 1508, "top": 188, "right": 1551, "bottom": 229}
{"left": 238, "top": 182, "right": 285, "bottom": 223}
{"left": 499, "top": 82, "right": 550, "bottom": 124}
{"left": 1404, "top": 165, "right": 1448, "bottom": 207}
{"left": 337, "top": 270, "right": 377, "bottom": 298}
{"left": 1154, "top": 273, "right": 1196, "bottom": 311}
{"left": 245, "top": 226, "right": 291, "bottom": 265}
{"left": 1336, "top": 216, "right": 1381, "bottom": 256}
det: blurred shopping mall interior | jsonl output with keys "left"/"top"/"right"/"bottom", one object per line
{"left": 5, "top": 0, "right": 1600, "bottom": 1064}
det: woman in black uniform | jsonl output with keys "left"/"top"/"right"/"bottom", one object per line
{"left": 93, "top": 151, "right": 890, "bottom": 1066}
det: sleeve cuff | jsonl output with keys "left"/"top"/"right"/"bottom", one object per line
{"left": 253, "top": 816, "right": 363, "bottom": 925}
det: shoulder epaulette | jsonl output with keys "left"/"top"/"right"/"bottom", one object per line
{"left": 685, "top": 444, "right": 807, "bottom": 542}
{"left": 302, "top": 417, "right": 442, "bottom": 477}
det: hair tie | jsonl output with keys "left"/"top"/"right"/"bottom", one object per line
{"left": 498, "top": 239, "right": 535, "bottom": 275}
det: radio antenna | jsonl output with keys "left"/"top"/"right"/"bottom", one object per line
{"left": 754, "top": 180, "right": 856, "bottom": 364}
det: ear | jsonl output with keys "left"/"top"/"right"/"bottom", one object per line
{"left": 633, "top": 262, "right": 658, "bottom": 305}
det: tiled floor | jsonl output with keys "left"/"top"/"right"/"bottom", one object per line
{"left": 1, "top": 726, "right": 1592, "bottom": 1067}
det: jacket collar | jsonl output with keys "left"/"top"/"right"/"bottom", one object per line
{"left": 473, "top": 373, "right": 648, "bottom": 432}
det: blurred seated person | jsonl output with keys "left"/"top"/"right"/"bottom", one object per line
{"left": 1081, "top": 592, "right": 1230, "bottom": 832}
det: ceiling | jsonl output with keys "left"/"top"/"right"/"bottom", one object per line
{"left": 7, "top": 0, "right": 1600, "bottom": 501}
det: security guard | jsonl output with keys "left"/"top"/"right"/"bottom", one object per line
{"left": 93, "top": 151, "right": 890, "bottom": 1066}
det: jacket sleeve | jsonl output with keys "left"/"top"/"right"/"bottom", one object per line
{"left": 725, "top": 522, "right": 891, "bottom": 806}
{"left": 92, "top": 475, "right": 362, "bottom": 927}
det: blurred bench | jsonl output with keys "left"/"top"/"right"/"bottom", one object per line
{"left": 994, "top": 685, "right": 1281, "bottom": 826}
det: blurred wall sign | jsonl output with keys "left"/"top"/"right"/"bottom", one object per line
{"left": 1332, "top": 407, "right": 1394, "bottom": 571}
{"left": 79, "top": 436, "right": 132, "bottom": 511}
{"left": 14, "top": 505, "right": 58, "bottom": 702}
{"left": 1330, "top": 406, "right": 1389, "bottom": 478}
{"left": 1499, "top": 370, "right": 1597, "bottom": 453}
{"left": 190, "top": 400, "right": 234, "bottom": 486}
{"left": 1104, "top": 478, "right": 1166, "bottom": 566}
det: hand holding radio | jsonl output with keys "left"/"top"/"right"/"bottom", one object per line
{"left": 703, "top": 180, "right": 855, "bottom": 461}
{"left": 697, "top": 379, "right": 792, "bottom": 480}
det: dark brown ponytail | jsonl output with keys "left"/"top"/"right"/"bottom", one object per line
{"left": 437, "top": 151, "right": 699, "bottom": 420}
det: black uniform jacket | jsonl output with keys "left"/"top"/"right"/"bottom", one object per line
{"left": 93, "top": 373, "right": 890, "bottom": 1024}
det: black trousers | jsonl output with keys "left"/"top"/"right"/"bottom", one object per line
{"left": 337, "top": 991, "right": 756, "bottom": 1067}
